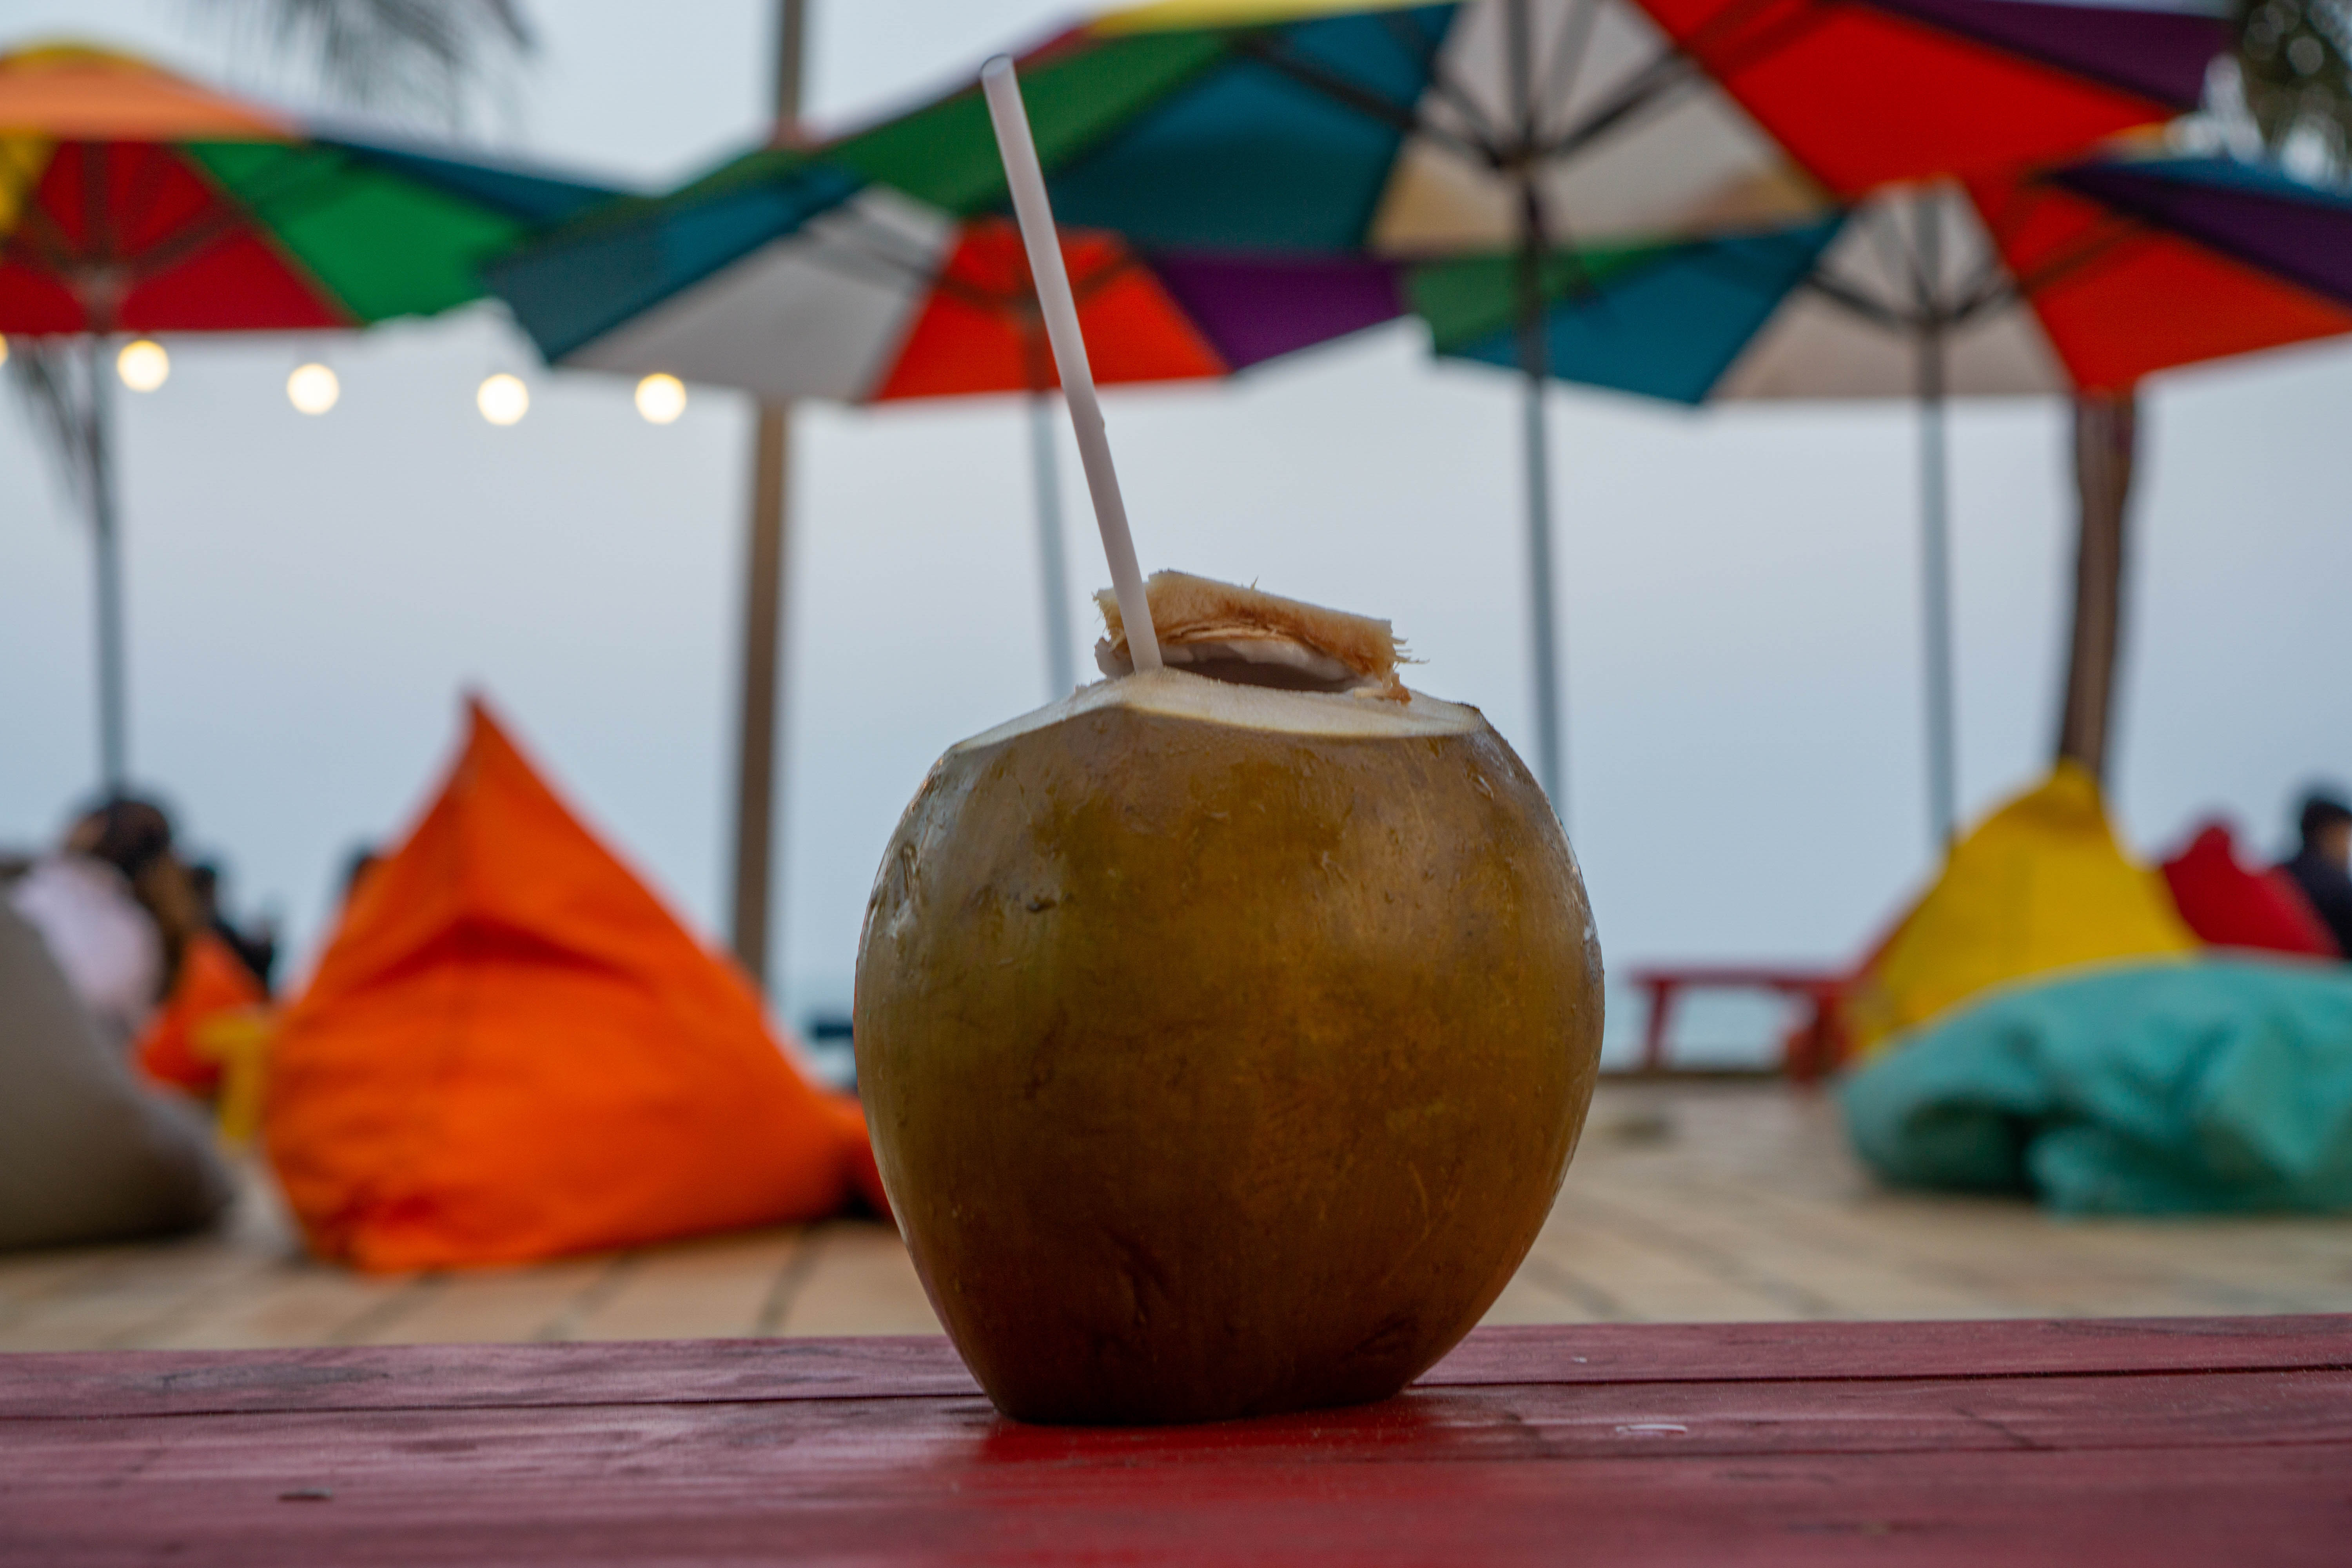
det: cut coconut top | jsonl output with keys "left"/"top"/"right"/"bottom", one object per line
{"left": 955, "top": 666, "right": 1481, "bottom": 756}
{"left": 1095, "top": 572, "right": 1406, "bottom": 701}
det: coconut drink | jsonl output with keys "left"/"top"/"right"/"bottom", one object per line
{"left": 854, "top": 573, "right": 1603, "bottom": 1424}
{"left": 851, "top": 59, "right": 1602, "bottom": 1425}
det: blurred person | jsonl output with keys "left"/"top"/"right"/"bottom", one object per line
{"left": 187, "top": 860, "right": 279, "bottom": 994}
{"left": 2278, "top": 792, "right": 2352, "bottom": 959}
{"left": 7, "top": 799, "right": 176, "bottom": 1049}
{"left": 341, "top": 843, "right": 384, "bottom": 906}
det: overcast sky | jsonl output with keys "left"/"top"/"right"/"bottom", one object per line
{"left": 4, "top": 0, "right": 2349, "bottom": 1043}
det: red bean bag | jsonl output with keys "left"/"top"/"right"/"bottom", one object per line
{"left": 2160, "top": 821, "right": 2339, "bottom": 959}
{"left": 266, "top": 698, "right": 886, "bottom": 1271}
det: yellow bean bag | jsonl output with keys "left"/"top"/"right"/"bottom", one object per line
{"left": 1847, "top": 762, "right": 2196, "bottom": 1057}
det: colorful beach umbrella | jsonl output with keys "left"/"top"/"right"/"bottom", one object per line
{"left": 489, "top": 180, "right": 1402, "bottom": 699}
{"left": 0, "top": 44, "right": 616, "bottom": 789}
{"left": 1419, "top": 155, "right": 2352, "bottom": 832}
{"left": 1423, "top": 164, "right": 2352, "bottom": 408}
{"left": 494, "top": 0, "right": 2228, "bottom": 814}
{"left": 787, "top": 0, "right": 2232, "bottom": 813}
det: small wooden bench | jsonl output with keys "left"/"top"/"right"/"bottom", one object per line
{"left": 4, "top": 1316, "right": 2344, "bottom": 1563}
{"left": 1627, "top": 965, "right": 1853, "bottom": 1082}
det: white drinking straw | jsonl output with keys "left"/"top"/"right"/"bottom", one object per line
{"left": 980, "top": 55, "right": 1162, "bottom": 674}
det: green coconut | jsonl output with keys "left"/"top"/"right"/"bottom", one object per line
{"left": 853, "top": 575, "right": 1602, "bottom": 1425}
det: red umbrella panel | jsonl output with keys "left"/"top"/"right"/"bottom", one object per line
{"left": 1, "top": 141, "right": 345, "bottom": 332}
{"left": 1988, "top": 164, "right": 2352, "bottom": 390}
{"left": 544, "top": 200, "right": 1402, "bottom": 406}
{"left": 871, "top": 221, "right": 1226, "bottom": 399}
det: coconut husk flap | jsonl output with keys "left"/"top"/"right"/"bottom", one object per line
{"left": 1095, "top": 571, "right": 1405, "bottom": 699}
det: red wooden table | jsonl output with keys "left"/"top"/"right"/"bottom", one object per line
{"left": 5, "top": 1317, "right": 2348, "bottom": 1565}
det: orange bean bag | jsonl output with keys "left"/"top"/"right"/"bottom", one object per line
{"left": 265, "top": 697, "right": 885, "bottom": 1271}
{"left": 2160, "top": 821, "right": 2339, "bottom": 960}
{"left": 134, "top": 931, "right": 268, "bottom": 1097}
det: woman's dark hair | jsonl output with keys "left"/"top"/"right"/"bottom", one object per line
{"left": 2299, "top": 792, "right": 2352, "bottom": 848}
{"left": 78, "top": 797, "right": 175, "bottom": 880}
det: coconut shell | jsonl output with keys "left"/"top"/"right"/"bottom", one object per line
{"left": 854, "top": 670, "right": 1602, "bottom": 1425}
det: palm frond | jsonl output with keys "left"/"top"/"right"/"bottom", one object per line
{"left": 190, "top": 0, "right": 535, "bottom": 126}
{"left": 2234, "top": 0, "right": 2352, "bottom": 175}
{"left": 5, "top": 341, "right": 93, "bottom": 518}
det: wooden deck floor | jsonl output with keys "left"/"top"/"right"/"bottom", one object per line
{"left": 6, "top": 1081, "right": 2351, "bottom": 1354}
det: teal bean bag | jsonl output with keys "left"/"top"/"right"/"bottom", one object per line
{"left": 1842, "top": 958, "right": 2352, "bottom": 1214}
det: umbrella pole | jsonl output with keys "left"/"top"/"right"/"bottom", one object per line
{"left": 1029, "top": 391, "right": 1078, "bottom": 700}
{"left": 85, "top": 334, "right": 129, "bottom": 794}
{"left": 728, "top": 406, "right": 791, "bottom": 988}
{"left": 726, "top": 0, "right": 808, "bottom": 991}
{"left": 2056, "top": 390, "right": 2136, "bottom": 780}
{"left": 1916, "top": 320, "right": 1958, "bottom": 851}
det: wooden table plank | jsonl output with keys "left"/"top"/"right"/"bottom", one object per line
{"left": 771, "top": 1224, "right": 943, "bottom": 1337}
{"left": 135, "top": 1265, "right": 428, "bottom": 1352}
{"left": 6, "top": 1317, "right": 2347, "bottom": 1423}
{"left": 1564, "top": 1180, "right": 2036, "bottom": 1321}
{"left": 564, "top": 1229, "right": 805, "bottom": 1343}
{"left": 2, "top": 1325, "right": 2347, "bottom": 1567}
{"left": 10, "top": 1085, "right": 2350, "bottom": 1348}
{"left": 7, "top": 1444, "right": 2342, "bottom": 1568}
{"left": 350, "top": 1258, "right": 621, "bottom": 1347}
{"left": 0, "top": 1244, "right": 289, "bottom": 1354}
{"left": 13, "top": 1366, "right": 2351, "bottom": 1466}
{"left": 1527, "top": 1210, "right": 1808, "bottom": 1321}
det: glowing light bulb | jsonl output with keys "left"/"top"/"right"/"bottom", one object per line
{"left": 477, "top": 372, "right": 528, "bottom": 426}
{"left": 635, "top": 372, "right": 686, "bottom": 425}
{"left": 117, "top": 339, "right": 170, "bottom": 392}
{"left": 0, "top": 333, "right": 10, "bottom": 368}
{"left": 287, "top": 363, "right": 340, "bottom": 415}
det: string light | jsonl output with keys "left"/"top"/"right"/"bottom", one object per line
{"left": 287, "top": 363, "right": 340, "bottom": 415}
{"left": 117, "top": 339, "right": 170, "bottom": 392}
{"left": 635, "top": 373, "right": 686, "bottom": 425}
{"left": 477, "top": 372, "right": 529, "bottom": 426}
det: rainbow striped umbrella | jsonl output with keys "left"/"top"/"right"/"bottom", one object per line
{"left": 497, "top": 0, "right": 2228, "bottom": 811}
{"left": 0, "top": 44, "right": 615, "bottom": 789}
{"left": 1413, "top": 152, "right": 2352, "bottom": 837}
{"left": 489, "top": 174, "right": 1401, "bottom": 701}
{"left": 1424, "top": 161, "right": 2352, "bottom": 407}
